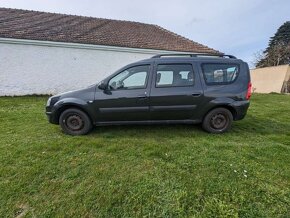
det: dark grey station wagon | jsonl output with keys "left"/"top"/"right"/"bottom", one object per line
{"left": 46, "top": 54, "right": 252, "bottom": 135}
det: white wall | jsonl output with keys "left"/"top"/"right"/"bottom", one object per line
{"left": 0, "top": 38, "right": 181, "bottom": 96}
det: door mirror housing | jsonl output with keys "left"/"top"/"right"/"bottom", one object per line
{"left": 98, "top": 81, "right": 108, "bottom": 90}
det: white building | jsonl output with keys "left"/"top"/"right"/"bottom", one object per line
{"left": 0, "top": 8, "right": 220, "bottom": 96}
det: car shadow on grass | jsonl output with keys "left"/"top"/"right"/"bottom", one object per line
{"left": 90, "top": 123, "right": 204, "bottom": 136}
{"left": 86, "top": 114, "right": 290, "bottom": 139}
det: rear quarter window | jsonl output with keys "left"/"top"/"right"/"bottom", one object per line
{"left": 202, "top": 63, "right": 239, "bottom": 85}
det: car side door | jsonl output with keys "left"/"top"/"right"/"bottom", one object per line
{"left": 149, "top": 60, "right": 203, "bottom": 121}
{"left": 94, "top": 64, "right": 152, "bottom": 122}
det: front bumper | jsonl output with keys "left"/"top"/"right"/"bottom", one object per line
{"left": 46, "top": 106, "right": 58, "bottom": 124}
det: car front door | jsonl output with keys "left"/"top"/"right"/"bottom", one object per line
{"left": 95, "top": 64, "right": 152, "bottom": 122}
{"left": 149, "top": 61, "right": 203, "bottom": 121}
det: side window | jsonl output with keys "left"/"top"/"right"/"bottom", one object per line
{"left": 108, "top": 65, "right": 150, "bottom": 90}
{"left": 202, "top": 64, "right": 239, "bottom": 85}
{"left": 157, "top": 71, "right": 173, "bottom": 86}
{"left": 156, "top": 64, "right": 194, "bottom": 87}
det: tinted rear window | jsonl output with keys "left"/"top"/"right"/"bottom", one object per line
{"left": 202, "top": 64, "right": 239, "bottom": 85}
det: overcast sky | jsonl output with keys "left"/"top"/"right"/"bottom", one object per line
{"left": 1, "top": 0, "right": 290, "bottom": 67}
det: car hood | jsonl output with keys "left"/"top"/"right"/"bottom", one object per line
{"left": 53, "top": 85, "right": 96, "bottom": 100}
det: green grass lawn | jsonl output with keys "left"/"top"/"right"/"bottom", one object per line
{"left": 0, "top": 94, "right": 289, "bottom": 217}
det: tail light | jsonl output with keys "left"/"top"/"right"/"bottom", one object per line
{"left": 246, "top": 82, "right": 252, "bottom": 100}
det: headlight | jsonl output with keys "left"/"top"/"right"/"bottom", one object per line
{"left": 46, "top": 97, "right": 52, "bottom": 106}
{"left": 47, "top": 96, "right": 60, "bottom": 107}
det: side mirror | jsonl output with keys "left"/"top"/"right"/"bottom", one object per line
{"left": 98, "top": 81, "right": 108, "bottom": 90}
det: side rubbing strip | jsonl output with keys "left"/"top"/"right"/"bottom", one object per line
{"left": 99, "top": 107, "right": 149, "bottom": 113}
{"left": 151, "top": 105, "right": 196, "bottom": 111}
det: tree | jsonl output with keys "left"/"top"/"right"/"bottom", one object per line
{"left": 256, "top": 21, "right": 290, "bottom": 68}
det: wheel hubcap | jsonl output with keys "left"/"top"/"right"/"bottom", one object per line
{"left": 65, "top": 114, "right": 84, "bottom": 131}
{"left": 210, "top": 113, "right": 227, "bottom": 130}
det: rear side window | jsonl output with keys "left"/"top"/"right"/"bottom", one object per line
{"left": 156, "top": 64, "right": 194, "bottom": 87}
{"left": 202, "top": 64, "right": 239, "bottom": 85}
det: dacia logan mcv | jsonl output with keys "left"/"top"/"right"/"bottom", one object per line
{"left": 46, "top": 54, "right": 251, "bottom": 135}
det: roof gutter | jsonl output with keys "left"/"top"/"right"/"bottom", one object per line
{"left": 0, "top": 37, "right": 189, "bottom": 55}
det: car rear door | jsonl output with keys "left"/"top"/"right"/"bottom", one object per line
{"left": 149, "top": 60, "right": 203, "bottom": 121}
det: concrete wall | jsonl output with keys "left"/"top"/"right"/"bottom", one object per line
{"left": 250, "top": 65, "right": 290, "bottom": 93}
{"left": 0, "top": 38, "right": 183, "bottom": 96}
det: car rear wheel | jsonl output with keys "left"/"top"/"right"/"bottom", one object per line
{"left": 59, "top": 108, "right": 92, "bottom": 135}
{"left": 202, "top": 108, "right": 233, "bottom": 133}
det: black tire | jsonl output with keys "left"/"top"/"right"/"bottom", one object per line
{"left": 202, "top": 108, "right": 233, "bottom": 134}
{"left": 59, "top": 108, "right": 92, "bottom": 135}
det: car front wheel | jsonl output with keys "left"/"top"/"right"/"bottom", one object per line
{"left": 59, "top": 108, "right": 92, "bottom": 135}
{"left": 202, "top": 108, "right": 233, "bottom": 133}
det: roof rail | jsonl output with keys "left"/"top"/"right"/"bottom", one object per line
{"left": 151, "top": 53, "right": 237, "bottom": 59}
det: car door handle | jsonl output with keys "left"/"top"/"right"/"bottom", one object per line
{"left": 192, "top": 93, "right": 201, "bottom": 97}
{"left": 137, "top": 95, "right": 147, "bottom": 99}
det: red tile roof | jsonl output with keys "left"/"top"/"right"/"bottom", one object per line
{"left": 0, "top": 8, "right": 220, "bottom": 54}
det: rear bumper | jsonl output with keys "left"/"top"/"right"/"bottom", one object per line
{"left": 230, "top": 100, "right": 250, "bottom": 120}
